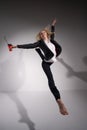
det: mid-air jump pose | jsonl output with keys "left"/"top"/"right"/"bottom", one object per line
{"left": 11, "top": 19, "right": 69, "bottom": 115}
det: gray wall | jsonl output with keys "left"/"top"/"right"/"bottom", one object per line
{"left": 0, "top": 0, "right": 87, "bottom": 130}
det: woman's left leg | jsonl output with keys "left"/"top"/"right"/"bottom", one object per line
{"left": 42, "top": 61, "right": 60, "bottom": 100}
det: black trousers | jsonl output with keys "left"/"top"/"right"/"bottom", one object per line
{"left": 42, "top": 61, "right": 61, "bottom": 100}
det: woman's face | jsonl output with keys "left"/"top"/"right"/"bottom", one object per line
{"left": 40, "top": 30, "right": 48, "bottom": 40}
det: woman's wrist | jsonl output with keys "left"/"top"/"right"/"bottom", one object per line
{"left": 12, "top": 45, "right": 17, "bottom": 48}
{"left": 52, "top": 19, "right": 57, "bottom": 26}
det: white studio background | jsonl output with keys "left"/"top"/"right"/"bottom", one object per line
{"left": 0, "top": 0, "right": 87, "bottom": 130}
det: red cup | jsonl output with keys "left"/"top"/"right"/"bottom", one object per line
{"left": 8, "top": 44, "right": 13, "bottom": 51}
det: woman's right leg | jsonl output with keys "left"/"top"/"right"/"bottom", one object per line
{"left": 42, "top": 61, "right": 69, "bottom": 115}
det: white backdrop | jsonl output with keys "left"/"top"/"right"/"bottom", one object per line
{"left": 0, "top": 0, "right": 87, "bottom": 130}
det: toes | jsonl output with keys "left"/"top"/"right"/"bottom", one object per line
{"left": 60, "top": 110, "right": 69, "bottom": 115}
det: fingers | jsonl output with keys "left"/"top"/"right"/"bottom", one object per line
{"left": 52, "top": 18, "right": 57, "bottom": 26}
{"left": 8, "top": 44, "right": 17, "bottom": 51}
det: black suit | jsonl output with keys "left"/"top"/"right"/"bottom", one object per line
{"left": 17, "top": 26, "right": 62, "bottom": 61}
{"left": 17, "top": 25, "right": 62, "bottom": 100}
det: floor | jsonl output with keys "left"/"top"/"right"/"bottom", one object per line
{"left": 0, "top": 90, "right": 86, "bottom": 130}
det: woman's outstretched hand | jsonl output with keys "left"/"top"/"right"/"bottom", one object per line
{"left": 8, "top": 44, "right": 17, "bottom": 51}
{"left": 52, "top": 19, "right": 57, "bottom": 26}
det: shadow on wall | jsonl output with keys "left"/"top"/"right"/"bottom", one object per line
{"left": 8, "top": 93, "right": 36, "bottom": 130}
{"left": 0, "top": 59, "right": 23, "bottom": 92}
{"left": 0, "top": 54, "right": 37, "bottom": 130}
{"left": 57, "top": 56, "right": 87, "bottom": 83}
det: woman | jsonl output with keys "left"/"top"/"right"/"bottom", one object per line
{"left": 12, "top": 19, "right": 69, "bottom": 115}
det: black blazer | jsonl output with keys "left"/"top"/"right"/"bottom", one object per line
{"left": 17, "top": 26, "right": 62, "bottom": 61}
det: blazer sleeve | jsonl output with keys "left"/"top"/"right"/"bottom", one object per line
{"left": 51, "top": 25, "right": 62, "bottom": 57}
{"left": 35, "top": 48, "right": 45, "bottom": 60}
{"left": 51, "top": 40, "right": 62, "bottom": 57}
{"left": 50, "top": 25, "right": 55, "bottom": 40}
{"left": 17, "top": 41, "right": 39, "bottom": 49}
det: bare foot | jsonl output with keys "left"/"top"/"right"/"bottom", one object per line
{"left": 57, "top": 99, "right": 69, "bottom": 115}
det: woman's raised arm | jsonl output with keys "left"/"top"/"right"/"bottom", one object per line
{"left": 51, "top": 19, "right": 57, "bottom": 40}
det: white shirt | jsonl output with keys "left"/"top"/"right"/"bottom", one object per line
{"left": 44, "top": 40, "right": 57, "bottom": 63}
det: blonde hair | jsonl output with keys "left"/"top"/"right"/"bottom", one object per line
{"left": 36, "top": 27, "right": 53, "bottom": 41}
